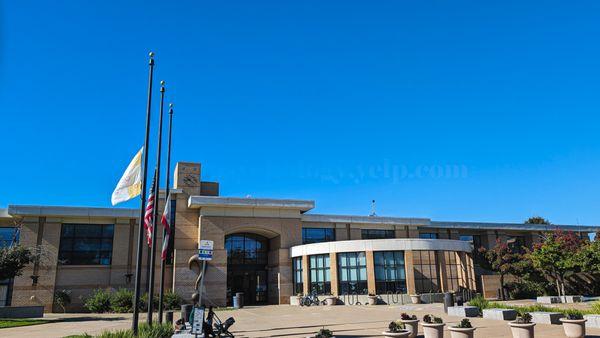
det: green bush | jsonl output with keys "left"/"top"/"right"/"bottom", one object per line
{"left": 138, "top": 323, "right": 174, "bottom": 338}
{"left": 467, "top": 295, "right": 489, "bottom": 315}
{"left": 96, "top": 330, "right": 134, "bottom": 338}
{"left": 54, "top": 289, "right": 71, "bottom": 313}
{"left": 140, "top": 293, "right": 159, "bottom": 312}
{"left": 110, "top": 288, "right": 134, "bottom": 313}
{"left": 162, "top": 291, "right": 183, "bottom": 311}
{"left": 84, "top": 289, "right": 111, "bottom": 313}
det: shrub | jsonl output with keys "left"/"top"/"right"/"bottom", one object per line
{"left": 54, "top": 289, "right": 71, "bottom": 313}
{"left": 388, "top": 320, "right": 406, "bottom": 332}
{"left": 400, "top": 313, "right": 417, "bottom": 320}
{"left": 138, "top": 323, "right": 174, "bottom": 338}
{"left": 565, "top": 309, "right": 584, "bottom": 320}
{"left": 456, "top": 318, "right": 472, "bottom": 328}
{"left": 162, "top": 291, "right": 183, "bottom": 311}
{"left": 515, "top": 313, "right": 532, "bottom": 324}
{"left": 96, "top": 330, "right": 134, "bottom": 338}
{"left": 110, "top": 288, "right": 134, "bottom": 313}
{"left": 591, "top": 301, "right": 600, "bottom": 314}
{"left": 84, "top": 289, "right": 111, "bottom": 313}
{"left": 314, "top": 328, "right": 333, "bottom": 338}
{"left": 423, "top": 314, "right": 443, "bottom": 324}
{"left": 140, "top": 293, "right": 159, "bottom": 312}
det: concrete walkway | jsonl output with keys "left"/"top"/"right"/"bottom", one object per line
{"left": 2, "top": 304, "right": 600, "bottom": 337}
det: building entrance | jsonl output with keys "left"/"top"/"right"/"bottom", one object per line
{"left": 225, "top": 233, "right": 269, "bottom": 305}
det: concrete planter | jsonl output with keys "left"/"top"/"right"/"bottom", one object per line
{"left": 483, "top": 308, "right": 518, "bottom": 321}
{"left": 448, "top": 306, "right": 479, "bottom": 318}
{"left": 536, "top": 296, "right": 560, "bottom": 304}
{"left": 421, "top": 323, "right": 445, "bottom": 338}
{"left": 530, "top": 312, "right": 563, "bottom": 325}
{"left": 560, "top": 318, "right": 586, "bottom": 338}
{"left": 382, "top": 330, "right": 411, "bottom": 337}
{"left": 0, "top": 306, "right": 44, "bottom": 318}
{"left": 367, "top": 295, "right": 378, "bottom": 305}
{"left": 508, "top": 322, "right": 535, "bottom": 338}
{"left": 410, "top": 295, "right": 421, "bottom": 304}
{"left": 290, "top": 296, "right": 301, "bottom": 306}
{"left": 400, "top": 319, "right": 419, "bottom": 338}
{"left": 325, "top": 296, "right": 337, "bottom": 306}
{"left": 584, "top": 314, "right": 600, "bottom": 328}
{"left": 449, "top": 326, "right": 476, "bottom": 338}
{"left": 563, "top": 295, "right": 583, "bottom": 303}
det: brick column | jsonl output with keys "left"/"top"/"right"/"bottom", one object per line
{"left": 302, "top": 255, "right": 309, "bottom": 295}
{"left": 365, "top": 250, "right": 376, "bottom": 295}
{"left": 404, "top": 250, "right": 416, "bottom": 295}
{"left": 329, "top": 252, "right": 338, "bottom": 296}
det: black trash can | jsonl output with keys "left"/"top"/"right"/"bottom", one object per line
{"left": 165, "top": 311, "right": 174, "bottom": 325}
{"left": 443, "top": 292, "right": 454, "bottom": 313}
{"left": 236, "top": 292, "right": 244, "bottom": 308}
{"left": 181, "top": 304, "right": 193, "bottom": 323}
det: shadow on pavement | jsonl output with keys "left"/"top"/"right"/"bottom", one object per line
{"left": 55, "top": 316, "right": 127, "bottom": 323}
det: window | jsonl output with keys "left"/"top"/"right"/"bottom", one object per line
{"left": 413, "top": 250, "right": 440, "bottom": 293}
{"left": 225, "top": 233, "right": 268, "bottom": 265}
{"left": 361, "top": 229, "right": 395, "bottom": 240}
{"left": 374, "top": 251, "right": 406, "bottom": 294}
{"left": 59, "top": 224, "right": 114, "bottom": 265}
{"left": 507, "top": 236, "right": 526, "bottom": 251}
{"left": 444, "top": 251, "right": 461, "bottom": 291}
{"left": 309, "top": 254, "right": 331, "bottom": 294}
{"left": 419, "top": 233, "right": 438, "bottom": 239}
{"left": 292, "top": 257, "right": 303, "bottom": 294}
{"left": 0, "top": 228, "right": 18, "bottom": 248}
{"left": 337, "top": 252, "right": 368, "bottom": 294}
{"left": 302, "top": 228, "right": 335, "bottom": 244}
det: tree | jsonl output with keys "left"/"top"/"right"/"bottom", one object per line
{"left": 0, "top": 245, "right": 32, "bottom": 280}
{"left": 479, "top": 239, "right": 524, "bottom": 300}
{"left": 529, "top": 230, "right": 582, "bottom": 302}
{"left": 577, "top": 239, "right": 600, "bottom": 274}
{"left": 525, "top": 216, "right": 551, "bottom": 225}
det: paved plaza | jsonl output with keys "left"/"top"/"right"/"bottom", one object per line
{"left": 2, "top": 304, "right": 600, "bottom": 337}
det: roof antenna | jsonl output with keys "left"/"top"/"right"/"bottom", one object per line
{"left": 369, "top": 199, "right": 377, "bottom": 217}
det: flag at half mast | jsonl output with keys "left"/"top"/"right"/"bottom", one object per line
{"left": 111, "top": 147, "right": 143, "bottom": 205}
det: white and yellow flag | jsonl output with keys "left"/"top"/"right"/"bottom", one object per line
{"left": 111, "top": 147, "right": 143, "bottom": 205}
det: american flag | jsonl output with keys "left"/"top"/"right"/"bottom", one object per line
{"left": 144, "top": 171, "right": 156, "bottom": 246}
{"left": 160, "top": 194, "right": 172, "bottom": 260}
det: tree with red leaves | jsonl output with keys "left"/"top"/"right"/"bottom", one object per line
{"left": 529, "top": 230, "right": 584, "bottom": 302}
{"left": 479, "top": 239, "right": 524, "bottom": 300}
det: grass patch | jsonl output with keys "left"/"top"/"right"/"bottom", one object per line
{"left": 0, "top": 319, "right": 49, "bottom": 329}
{"left": 467, "top": 296, "right": 600, "bottom": 317}
{"left": 65, "top": 323, "right": 173, "bottom": 338}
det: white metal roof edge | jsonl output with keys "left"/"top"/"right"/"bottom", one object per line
{"left": 188, "top": 196, "right": 315, "bottom": 212}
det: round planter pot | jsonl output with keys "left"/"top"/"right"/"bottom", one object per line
{"left": 367, "top": 295, "right": 378, "bottom": 305}
{"left": 410, "top": 295, "right": 421, "bottom": 304}
{"left": 508, "top": 321, "right": 535, "bottom": 338}
{"left": 449, "top": 326, "right": 476, "bottom": 338}
{"left": 560, "top": 318, "right": 587, "bottom": 338}
{"left": 325, "top": 296, "right": 337, "bottom": 306}
{"left": 382, "top": 330, "right": 411, "bottom": 337}
{"left": 421, "top": 323, "right": 445, "bottom": 338}
{"left": 400, "top": 319, "right": 419, "bottom": 338}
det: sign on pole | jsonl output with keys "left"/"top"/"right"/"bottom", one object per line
{"left": 198, "top": 240, "right": 214, "bottom": 261}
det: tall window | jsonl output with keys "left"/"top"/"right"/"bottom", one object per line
{"left": 59, "top": 224, "right": 114, "bottom": 265}
{"left": 337, "top": 252, "right": 367, "bottom": 294}
{"left": 374, "top": 251, "right": 406, "bottom": 294}
{"left": 292, "top": 257, "right": 303, "bottom": 294}
{"left": 0, "top": 227, "right": 18, "bottom": 306}
{"left": 444, "top": 251, "right": 461, "bottom": 291}
{"left": 166, "top": 198, "right": 177, "bottom": 264}
{"left": 413, "top": 251, "right": 439, "bottom": 293}
{"left": 225, "top": 233, "right": 268, "bottom": 265}
{"left": 309, "top": 254, "right": 331, "bottom": 294}
{"left": 361, "top": 229, "right": 395, "bottom": 240}
{"left": 302, "top": 228, "right": 335, "bottom": 244}
{"left": 459, "top": 234, "right": 482, "bottom": 250}
{"left": 419, "top": 233, "right": 438, "bottom": 239}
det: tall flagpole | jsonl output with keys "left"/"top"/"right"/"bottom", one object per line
{"left": 158, "top": 103, "right": 174, "bottom": 324}
{"left": 148, "top": 80, "right": 166, "bottom": 324}
{"left": 132, "top": 51, "right": 155, "bottom": 335}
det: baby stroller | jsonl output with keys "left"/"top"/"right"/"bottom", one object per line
{"left": 204, "top": 306, "right": 235, "bottom": 337}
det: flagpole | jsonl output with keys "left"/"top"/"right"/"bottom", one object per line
{"left": 132, "top": 51, "right": 155, "bottom": 335}
{"left": 158, "top": 103, "right": 174, "bottom": 324}
{"left": 148, "top": 80, "right": 166, "bottom": 324}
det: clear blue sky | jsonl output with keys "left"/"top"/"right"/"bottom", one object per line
{"left": 2, "top": 1, "right": 600, "bottom": 225}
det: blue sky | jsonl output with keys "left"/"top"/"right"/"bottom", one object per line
{"left": 2, "top": 1, "right": 600, "bottom": 225}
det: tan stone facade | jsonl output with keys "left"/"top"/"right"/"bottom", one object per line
{"left": 1, "top": 161, "right": 597, "bottom": 311}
